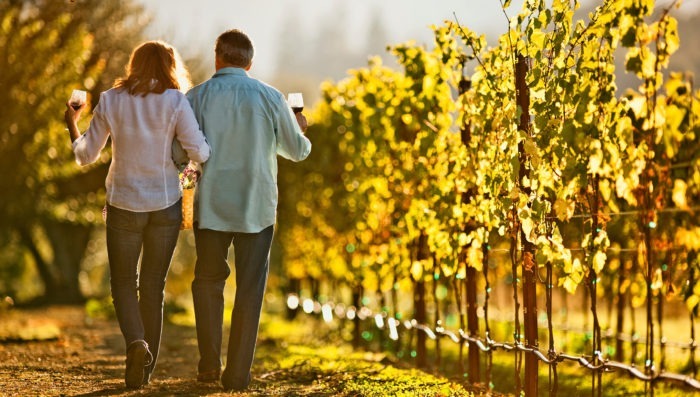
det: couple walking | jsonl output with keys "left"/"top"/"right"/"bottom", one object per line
{"left": 64, "top": 29, "right": 311, "bottom": 391}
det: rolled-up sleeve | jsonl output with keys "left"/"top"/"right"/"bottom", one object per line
{"left": 174, "top": 96, "right": 210, "bottom": 164}
{"left": 276, "top": 102, "right": 311, "bottom": 162}
{"left": 72, "top": 99, "right": 111, "bottom": 166}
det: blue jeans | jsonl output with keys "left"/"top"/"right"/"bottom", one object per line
{"left": 106, "top": 200, "right": 181, "bottom": 376}
{"left": 191, "top": 225, "right": 274, "bottom": 389}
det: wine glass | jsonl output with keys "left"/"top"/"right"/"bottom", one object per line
{"left": 287, "top": 92, "right": 304, "bottom": 114}
{"left": 69, "top": 89, "right": 87, "bottom": 110}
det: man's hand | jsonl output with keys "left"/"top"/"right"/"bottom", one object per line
{"left": 295, "top": 112, "right": 308, "bottom": 132}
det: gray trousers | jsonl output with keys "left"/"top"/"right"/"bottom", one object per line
{"left": 191, "top": 225, "right": 273, "bottom": 389}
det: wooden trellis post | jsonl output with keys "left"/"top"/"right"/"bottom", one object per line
{"left": 515, "top": 53, "right": 539, "bottom": 397}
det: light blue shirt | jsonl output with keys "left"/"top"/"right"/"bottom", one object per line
{"left": 186, "top": 67, "right": 311, "bottom": 233}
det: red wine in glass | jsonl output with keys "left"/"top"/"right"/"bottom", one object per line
{"left": 69, "top": 89, "right": 86, "bottom": 111}
{"left": 287, "top": 93, "right": 304, "bottom": 114}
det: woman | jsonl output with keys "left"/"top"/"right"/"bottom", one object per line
{"left": 64, "top": 41, "right": 210, "bottom": 388}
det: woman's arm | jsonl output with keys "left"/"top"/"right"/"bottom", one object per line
{"left": 174, "top": 95, "right": 211, "bottom": 164}
{"left": 64, "top": 102, "right": 84, "bottom": 142}
{"left": 64, "top": 94, "right": 111, "bottom": 166}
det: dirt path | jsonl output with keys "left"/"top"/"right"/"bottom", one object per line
{"left": 0, "top": 305, "right": 231, "bottom": 396}
{"left": 0, "top": 306, "right": 480, "bottom": 397}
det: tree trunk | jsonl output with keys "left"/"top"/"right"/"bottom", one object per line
{"left": 588, "top": 176, "right": 603, "bottom": 397}
{"left": 615, "top": 260, "right": 627, "bottom": 362}
{"left": 414, "top": 232, "right": 430, "bottom": 368}
{"left": 466, "top": 265, "right": 480, "bottom": 383}
{"left": 414, "top": 279, "right": 427, "bottom": 368}
{"left": 42, "top": 220, "right": 92, "bottom": 304}
{"left": 432, "top": 255, "right": 441, "bottom": 369}
{"left": 18, "top": 226, "right": 59, "bottom": 300}
{"left": 352, "top": 283, "right": 363, "bottom": 348}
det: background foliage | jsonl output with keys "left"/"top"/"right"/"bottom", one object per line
{"left": 275, "top": 0, "right": 700, "bottom": 392}
{"left": 2, "top": 0, "right": 700, "bottom": 393}
{"left": 1, "top": 0, "right": 699, "bottom": 363}
{"left": 0, "top": 0, "right": 147, "bottom": 303}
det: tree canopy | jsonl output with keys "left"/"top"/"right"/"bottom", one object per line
{"left": 0, "top": 0, "right": 147, "bottom": 303}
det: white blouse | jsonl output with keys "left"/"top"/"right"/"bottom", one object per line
{"left": 72, "top": 87, "right": 210, "bottom": 212}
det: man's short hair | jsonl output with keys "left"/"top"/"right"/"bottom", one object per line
{"left": 215, "top": 29, "right": 254, "bottom": 68}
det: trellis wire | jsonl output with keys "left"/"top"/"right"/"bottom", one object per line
{"left": 286, "top": 294, "right": 700, "bottom": 392}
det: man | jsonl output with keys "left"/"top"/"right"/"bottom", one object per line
{"left": 186, "top": 29, "right": 311, "bottom": 391}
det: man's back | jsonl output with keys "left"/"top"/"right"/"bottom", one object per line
{"left": 187, "top": 67, "right": 311, "bottom": 233}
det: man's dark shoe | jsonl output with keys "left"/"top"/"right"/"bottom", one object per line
{"left": 196, "top": 368, "right": 221, "bottom": 383}
{"left": 221, "top": 370, "right": 251, "bottom": 392}
{"left": 125, "top": 340, "right": 151, "bottom": 388}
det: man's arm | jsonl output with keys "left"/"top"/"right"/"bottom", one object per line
{"left": 277, "top": 104, "right": 311, "bottom": 162}
{"left": 295, "top": 112, "right": 308, "bottom": 132}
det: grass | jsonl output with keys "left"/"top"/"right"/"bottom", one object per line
{"left": 251, "top": 341, "right": 472, "bottom": 396}
{"left": 0, "top": 308, "right": 61, "bottom": 342}
{"left": 85, "top": 293, "right": 700, "bottom": 396}
{"left": 215, "top": 313, "right": 478, "bottom": 396}
{"left": 279, "top": 308, "right": 700, "bottom": 397}
{"left": 154, "top": 299, "right": 478, "bottom": 396}
{"left": 486, "top": 351, "right": 695, "bottom": 397}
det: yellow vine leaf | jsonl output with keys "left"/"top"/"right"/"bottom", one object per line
{"left": 664, "top": 17, "right": 680, "bottom": 56}
{"left": 410, "top": 260, "right": 423, "bottom": 280}
{"left": 687, "top": 294, "right": 700, "bottom": 312}
{"left": 672, "top": 179, "right": 689, "bottom": 210}
{"left": 466, "top": 242, "right": 483, "bottom": 271}
{"left": 592, "top": 251, "right": 606, "bottom": 274}
{"left": 676, "top": 227, "right": 700, "bottom": 250}
{"left": 587, "top": 151, "right": 603, "bottom": 175}
{"left": 553, "top": 197, "right": 575, "bottom": 221}
{"left": 521, "top": 217, "right": 535, "bottom": 242}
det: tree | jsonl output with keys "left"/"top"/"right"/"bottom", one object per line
{"left": 0, "top": 0, "right": 147, "bottom": 304}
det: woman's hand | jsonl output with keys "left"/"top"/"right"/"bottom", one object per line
{"left": 64, "top": 101, "right": 84, "bottom": 123}
{"left": 64, "top": 102, "right": 84, "bottom": 143}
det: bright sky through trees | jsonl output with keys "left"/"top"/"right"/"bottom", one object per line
{"left": 139, "top": 0, "right": 699, "bottom": 85}
{"left": 139, "top": 0, "right": 522, "bottom": 81}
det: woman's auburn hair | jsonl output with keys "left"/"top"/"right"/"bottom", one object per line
{"left": 114, "top": 40, "right": 191, "bottom": 96}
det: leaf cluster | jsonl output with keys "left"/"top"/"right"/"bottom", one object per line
{"left": 276, "top": 0, "right": 700, "bottom": 315}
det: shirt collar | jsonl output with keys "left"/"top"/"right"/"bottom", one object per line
{"left": 212, "top": 67, "right": 248, "bottom": 78}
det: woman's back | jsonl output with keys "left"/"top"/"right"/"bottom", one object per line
{"left": 72, "top": 87, "right": 209, "bottom": 212}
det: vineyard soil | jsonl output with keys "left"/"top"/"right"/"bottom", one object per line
{"left": 0, "top": 305, "right": 486, "bottom": 396}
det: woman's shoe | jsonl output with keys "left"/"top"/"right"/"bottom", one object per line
{"left": 143, "top": 370, "right": 151, "bottom": 386}
{"left": 125, "top": 340, "right": 151, "bottom": 388}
